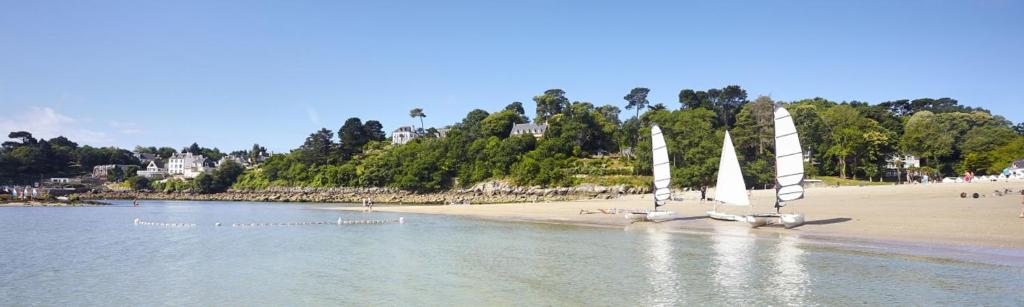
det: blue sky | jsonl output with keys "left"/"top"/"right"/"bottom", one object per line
{"left": 1, "top": 0, "right": 1021, "bottom": 152}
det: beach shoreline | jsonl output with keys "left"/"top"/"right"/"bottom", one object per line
{"left": 0, "top": 200, "right": 112, "bottom": 207}
{"left": 326, "top": 181, "right": 1024, "bottom": 265}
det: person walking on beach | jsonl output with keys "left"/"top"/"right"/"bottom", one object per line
{"left": 699, "top": 186, "right": 707, "bottom": 203}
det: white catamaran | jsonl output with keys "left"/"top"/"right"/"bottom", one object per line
{"left": 706, "top": 130, "right": 750, "bottom": 221}
{"left": 625, "top": 125, "right": 676, "bottom": 222}
{"left": 744, "top": 106, "right": 806, "bottom": 228}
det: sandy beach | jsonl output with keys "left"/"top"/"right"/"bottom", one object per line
{"left": 331, "top": 181, "right": 1024, "bottom": 250}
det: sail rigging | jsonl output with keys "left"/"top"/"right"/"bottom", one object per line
{"left": 774, "top": 106, "right": 805, "bottom": 202}
{"left": 651, "top": 125, "right": 671, "bottom": 208}
{"left": 714, "top": 131, "right": 749, "bottom": 206}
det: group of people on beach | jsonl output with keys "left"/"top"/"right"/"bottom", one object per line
{"left": 362, "top": 198, "right": 374, "bottom": 212}
{"left": 3, "top": 186, "right": 38, "bottom": 200}
{"left": 963, "top": 171, "right": 976, "bottom": 183}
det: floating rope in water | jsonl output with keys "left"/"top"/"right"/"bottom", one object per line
{"left": 230, "top": 217, "right": 405, "bottom": 228}
{"left": 133, "top": 218, "right": 197, "bottom": 228}
{"left": 134, "top": 217, "right": 405, "bottom": 228}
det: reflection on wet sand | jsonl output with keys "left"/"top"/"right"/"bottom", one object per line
{"left": 644, "top": 228, "right": 681, "bottom": 305}
{"left": 710, "top": 225, "right": 756, "bottom": 302}
{"left": 771, "top": 234, "right": 808, "bottom": 305}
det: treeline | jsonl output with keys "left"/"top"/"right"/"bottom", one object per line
{"left": 233, "top": 91, "right": 630, "bottom": 192}
{"left": 4, "top": 86, "right": 1023, "bottom": 192}
{"left": 0, "top": 130, "right": 263, "bottom": 190}
{"left": 0, "top": 132, "right": 140, "bottom": 184}
{"left": 234, "top": 86, "right": 1024, "bottom": 192}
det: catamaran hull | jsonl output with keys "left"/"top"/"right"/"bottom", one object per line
{"left": 625, "top": 211, "right": 676, "bottom": 222}
{"left": 744, "top": 215, "right": 770, "bottom": 227}
{"left": 743, "top": 213, "right": 805, "bottom": 228}
{"left": 780, "top": 213, "right": 804, "bottom": 228}
{"left": 706, "top": 210, "right": 744, "bottom": 222}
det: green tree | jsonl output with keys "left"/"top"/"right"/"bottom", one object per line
{"left": 480, "top": 110, "right": 527, "bottom": 139}
{"left": 504, "top": 101, "right": 528, "bottom": 122}
{"left": 193, "top": 173, "right": 215, "bottom": 193}
{"left": 363, "top": 120, "right": 387, "bottom": 141}
{"left": 623, "top": 87, "right": 651, "bottom": 120}
{"left": 962, "top": 125, "right": 1016, "bottom": 155}
{"left": 533, "top": 89, "right": 570, "bottom": 124}
{"left": 297, "top": 128, "right": 336, "bottom": 165}
{"left": 822, "top": 105, "right": 872, "bottom": 179}
{"left": 339, "top": 117, "right": 368, "bottom": 159}
{"left": 732, "top": 96, "right": 776, "bottom": 157}
{"left": 596, "top": 105, "right": 621, "bottom": 126}
{"left": 409, "top": 108, "right": 426, "bottom": 131}
{"left": 900, "top": 111, "right": 954, "bottom": 169}
{"left": 986, "top": 136, "right": 1024, "bottom": 174}
{"left": 157, "top": 147, "right": 177, "bottom": 160}
{"left": 126, "top": 176, "right": 150, "bottom": 191}
{"left": 677, "top": 85, "right": 748, "bottom": 128}
{"left": 107, "top": 167, "right": 125, "bottom": 182}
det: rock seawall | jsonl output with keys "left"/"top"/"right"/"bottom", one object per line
{"left": 75, "top": 182, "right": 650, "bottom": 204}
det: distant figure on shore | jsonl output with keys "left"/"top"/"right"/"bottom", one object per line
{"left": 699, "top": 186, "right": 707, "bottom": 203}
{"left": 363, "top": 198, "right": 374, "bottom": 212}
{"left": 132, "top": 199, "right": 139, "bottom": 207}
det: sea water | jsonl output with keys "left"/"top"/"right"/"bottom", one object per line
{"left": 1, "top": 200, "right": 1021, "bottom": 306}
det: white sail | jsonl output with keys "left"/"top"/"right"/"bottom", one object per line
{"left": 714, "top": 131, "right": 749, "bottom": 206}
{"left": 774, "top": 107, "right": 805, "bottom": 202}
{"left": 651, "top": 125, "right": 671, "bottom": 206}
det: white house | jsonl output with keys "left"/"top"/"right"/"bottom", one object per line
{"left": 168, "top": 152, "right": 211, "bottom": 179}
{"left": 392, "top": 126, "right": 421, "bottom": 145}
{"left": 136, "top": 160, "right": 168, "bottom": 179}
{"left": 885, "top": 155, "right": 920, "bottom": 178}
{"left": 510, "top": 123, "right": 547, "bottom": 138}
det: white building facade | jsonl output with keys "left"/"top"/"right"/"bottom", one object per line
{"left": 136, "top": 161, "right": 168, "bottom": 179}
{"left": 167, "top": 153, "right": 211, "bottom": 179}
{"left": 392, "top": 126, "right": 421, "bottom": 145}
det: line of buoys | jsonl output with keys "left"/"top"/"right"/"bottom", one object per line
{"left": 133, "top": 218, "right": 196, "bottom": 228}
{"left": 230, "top": 218, "right": 405, "bottom": 227}
{"left": 336, "top": 217, "right": 405, "bottom": 225}
{"left": 134, "top": 217, "right": 405, "bottom": 228}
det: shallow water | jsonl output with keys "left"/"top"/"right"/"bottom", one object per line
{"left": 1, "top": 200, "right": 1021, "bottom": 306}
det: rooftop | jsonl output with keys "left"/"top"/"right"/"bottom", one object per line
{"left": 510, "top": 123, "right": 547, "bottom": 135}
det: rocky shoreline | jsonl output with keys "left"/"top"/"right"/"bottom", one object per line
{"left": 74, "top": 182, "right": 651, "bottom": 204}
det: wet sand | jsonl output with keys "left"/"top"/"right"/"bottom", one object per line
{"left": 330, "top": 181, "right": 1024, "bottom": 251}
